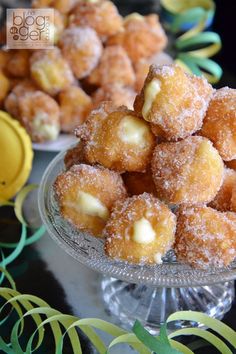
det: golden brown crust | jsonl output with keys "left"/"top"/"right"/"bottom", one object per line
{"left": 30, "top": 48, "right": 75, "bottom": 96}
{"left": 134, "top": 64, "right": 213, "bottom": 141}
{"left": 134, "top": 52, "right": 173, "bottom": 92}
{"left": 104, "top": 193, "right": 176, "bottom": 264}
{"left": 59, "top": 86, "right": 92, "bottom": 133}
{"left": 54, "top": 163, "right": 127, "bottom": 236}
{"left": 68, "top": 0, "right": 123, "bottom": 40}
{"left": 87, "top": 46, "right": 135, "bottom": 87}
{"left": 175, "top": 205, "right": 236, "bottom": 269}
{"left": 76, "top": 104, "right": 155, "bottom": 172}
{"left": 18, "top": 91, "right": 60, "bottom": 142}
{"left": 59, "top": 27, "right": 103, "bottom": 79}
{"left": 5, "top": 79, "right": 60, "bottom": 142}
{"left": 0, "top": 49, "right": 10, "bottom": 71}
{"left": 92, "top": 84, "right": 136, "bottom": 110}
{"left": 108, "top": 14, "right": 167, "bottom": 63}
{"left": 151, "top": 136, "right": 224, "bottom": 204}
{"left": 200, "top": 87, "right": 236, "bottom": 161}
{"left": 209, "top": 168, "right": 236, "bottom": 211}
{"left": 6, "top": 50, "right": 30, "bottom": 78}
{"left": 4, "top": 80, "right": 38, "bottom": 119}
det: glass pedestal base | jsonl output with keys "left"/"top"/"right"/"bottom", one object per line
{"left": 101, "top": 277, "right": 235, "bottom": 332}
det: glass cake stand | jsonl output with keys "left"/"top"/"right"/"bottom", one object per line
{"left": 38, "top": 150, "right": 236, "bottom": 332}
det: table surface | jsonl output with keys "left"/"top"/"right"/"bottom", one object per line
{"left": 1, "top": 1, "right": 236, "bottom": 353}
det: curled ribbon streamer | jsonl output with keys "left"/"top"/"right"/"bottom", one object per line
{"left": 0, "top": 268, "right": 15, "bottom": 290}
{"left": 0, "top": 225, "right": 27, "bottom": 268}
{"left": 161, "top": 0, "right": 222, "bottom": 83}
{"left": 176, "top": 32, "right": 221, "bottom": 56}
{"left": 177, "top": 53, "right": 223, "bottom": 83}
{"left": 169, "top": 328, "right": 232, "bottom": 354}
{"left": 161, "top": 0, "right": 215, "bottom": 33}
{"left": 1, "top": 280, "right": 236, "bottom": 354}
{"left": 0, "top": 184, "right": 45, "bottom": 271}
{"left": 14, "top": 184, "right": 38, "bottom": 226}
{"left": 0, "top": 225, "right": 46, "bottom": 249}
{"left": 167, "top": 311, "right": 236, "bottom": 349}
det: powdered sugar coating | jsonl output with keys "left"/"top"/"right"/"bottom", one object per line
{"left": 104, "top": 193, "right": 176, "bottom": 264}
{"left": 200, "top": 87, "right": 236, "bottom": 161}
{"left": 6, "top": 49, "right": 30, "bottom": 78}
{"left": 54, "top": 163, "right": 127, "bottom": 236}
{"left": 30, "top": 48, "right": 75, "bottom": 96}
{"left": 18, "top": 90, "right": 60, "bottom": 142}
{"left": 209, "top": 168, "right": 236, "bottom": 211}
{"left": 134, "top": 51, "right": 173, "bottom": 92}
{"left": 175, "top": 205, "right": 236, "bottom": 269}
{"left": 59, "top": 27, "right": 103, "bottom": 79}
{"left": 59, "top": 86, "right": 92, "bottom": 133}
{"left": 134, "top": 64, "right": 214, "bottom": 141}
{"left": 69, "top": 0, "right": 123, "bottom": 40}
{"left": 108, "top": 14, "right": 167, "bottom": 63}
{"left": 151, "top": 136, "right": 224, "bottom": 204}
{"left": 76, "top": 104, "right": 155, "bottom": 172}
{"left": 92, "top": 84, "right": 136, "bottom": 110}
{"left": 87, "top": 45, "right": 135, "bottom": 87}
{"left": 4, "top": 79, "right": 37, "bottom": 119}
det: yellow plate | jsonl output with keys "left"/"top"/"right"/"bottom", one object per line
{"left": 0, "top": 111, "right": 33, "bottom": 202}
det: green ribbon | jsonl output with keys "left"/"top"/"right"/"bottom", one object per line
{"left": 0, "top": 269, "right": 236, "bottom": 353}
{"left": 0, "top": 184, "right": 46, "bottom": 283}
{"left": 161, "top": 0, "right": 222, "bottom": 83}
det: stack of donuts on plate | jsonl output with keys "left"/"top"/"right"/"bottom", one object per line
{"left": 54, "top": 63, "right": 236, "bottom": 270}
{"left": 0, "top": 0, "right": 170, "bottom": 142}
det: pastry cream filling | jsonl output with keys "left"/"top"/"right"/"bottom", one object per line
{"left": 124, "top": 13, "right": 144, "bottom": 23}
{"left": 118, "top": 115, "right": 148, "bottom": 145}
{"left": 132, "top": 217, "right": 156, "bottom": 244}
{"left": 77, "top": 191, "right": 109, "bottom": 220}
{"left": 142, "top": 79, "right": 161, "bottom": 120}
{"left": 32, "top": 113, "right": 59, "bottom": 140}
{"left": 154, "top": 253, "right": 163, "bottom": 264}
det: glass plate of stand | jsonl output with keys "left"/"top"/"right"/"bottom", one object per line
{"left": 38, "top": 149, "right": 236, "bottom": 331}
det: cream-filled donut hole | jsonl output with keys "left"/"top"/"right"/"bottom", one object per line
{"left": 104, "top": 193, "right": 176, "bottom": 264}
{"left": 76, "top": 191, "right": 109, "bottom": 220}
{"left": 209, "top": 168, "right": 236, "bottom": 212}
{"left": 200, "top": 87, "right": 236, "bottom": 161}
{"left": 118, "top": 115, "right": 149, "bottom": 146}
{"left": 76, "top": 104, "right": 155, "bottom": 172}
{"left": 175, "top": 205, "right": 236, "bottom": 269}
{"left": 107, "top": 13, "right": 167, "bottom": 63}
{"left": 134, "top": 64, "right": 213, "bottom": 141}
{"left": 142, "top": 78, "right": 161, "bottom": 119}
{"left": 54, "top": 164, "right": 127, "bottom": 237}
{"left": 30, "top": 48, "right": 75, "bottom": 96}
{"left": 132, "top": 217, "right": 156, "bottom": 244}
{"left": 151, "top": 136, "right": 224, "bottom": 205}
